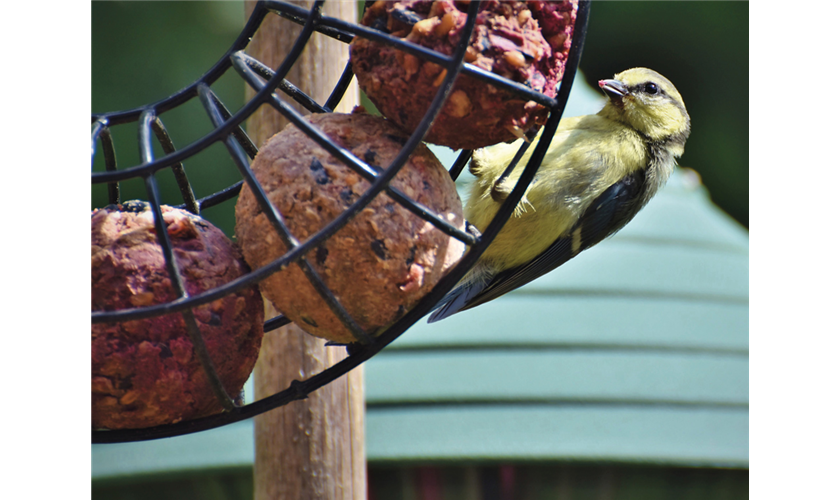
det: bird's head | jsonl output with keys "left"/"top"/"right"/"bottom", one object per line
{"left": 598, "top": 68, "right": 690, "bottom": 153}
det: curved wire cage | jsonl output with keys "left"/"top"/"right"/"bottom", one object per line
{"left": 91, "top": 0, "right": 590, "bottom": 444}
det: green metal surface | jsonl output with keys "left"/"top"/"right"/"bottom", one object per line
{"left": 387, "top": 297, "right": 748, "bottom": 353}
{"left": 365, "top": 350, "right": 748, "bottom": 406}
{"left": 367, "top": 406, "right": 748, "bottom": 467}
{"left": 92, "top": 420, "right": 254, "bottom": 480}
{"left": 364, "top": 167, "right": 749, "bottom": 467}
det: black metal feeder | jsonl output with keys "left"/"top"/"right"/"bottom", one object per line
{"left": 91, "top": 0, "right": 590, "bottom": 444}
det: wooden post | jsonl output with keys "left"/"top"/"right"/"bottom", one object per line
{"left": 243, "top": 2, "right": 365, "bottom": 499}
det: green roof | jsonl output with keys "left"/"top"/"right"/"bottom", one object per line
{"left": 364, "top": 168, "right": 748, "bottom": 468}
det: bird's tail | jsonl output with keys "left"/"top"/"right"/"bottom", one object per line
{"left": 427, "top": 271, "right": 491, "bottom": 323}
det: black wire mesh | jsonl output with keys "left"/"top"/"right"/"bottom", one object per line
{"left": 91, "top": 0, "right": 590, "bottom": 443}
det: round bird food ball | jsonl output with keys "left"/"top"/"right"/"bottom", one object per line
{"left": 91, "top": 201, "right": 264, "bottom": 429}
{"left": 351, "top": 0, "right": 578, "bottom": 150}
{"left": 235, "top": 112, "right": 465, "bottom": 344}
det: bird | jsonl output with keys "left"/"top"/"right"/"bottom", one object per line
{"left": 428, "top": 67, "right": 691, "bottom": 322}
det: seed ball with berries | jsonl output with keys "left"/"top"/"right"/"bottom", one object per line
{"left": 235, "top": 112, "right": 465, "bottom": 344}
{"left": 91, "top": 201, "right": 264, "bottom": 429}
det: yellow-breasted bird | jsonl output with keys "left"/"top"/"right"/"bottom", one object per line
{"left": 429, "top": 68, "right": 690, "bottom": 322}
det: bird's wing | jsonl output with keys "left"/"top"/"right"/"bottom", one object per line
{"left": 428, "top": 169, "right": 647, "bottom": 322}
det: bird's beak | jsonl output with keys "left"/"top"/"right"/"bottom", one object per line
{"left": 599, "top": 79, "right": 628, "bottom": 101}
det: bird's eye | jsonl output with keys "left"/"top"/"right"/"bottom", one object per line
{"left": 644, "top": 82, "right": 659, "bottom": 95}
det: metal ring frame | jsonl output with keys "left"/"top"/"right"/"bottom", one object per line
{"left": 91, "top": 0, "right": 590, "bottom": 443}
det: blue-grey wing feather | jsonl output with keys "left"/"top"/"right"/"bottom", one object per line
{"left": 428, "top": 169, "right": 646, "bottom": 322}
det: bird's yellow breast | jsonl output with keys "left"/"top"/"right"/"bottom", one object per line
{"left": 466, "top": 114, "right": 648, "bottom": 271}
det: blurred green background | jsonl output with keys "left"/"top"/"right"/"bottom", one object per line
{"left": 579, "top": 1, "right": 748, "bottom": 229}
{"left": 92, "top": 1, "right": 748, "bottom": 230}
